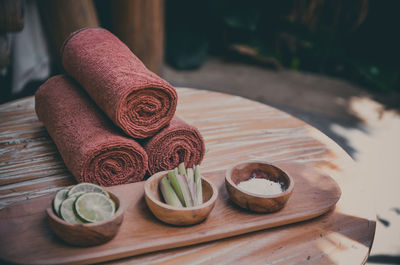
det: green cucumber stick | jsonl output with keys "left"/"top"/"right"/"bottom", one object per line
{"left": 160, "top": 177, "right": 182, "bottom": 207}
{"left": 187, "top": 168, "right": 194, "bottom": 183}
{"left": 176, "top": 173, "right": 193, "bottom": 207}
{"left": 194, "top": 165, "right": 203, "bottom": 205}
{"left": 178, "top": 162, "right": 187, "bottom": 176}
{"left": 168, "top": 170, "right": 185, "bottom": 206}
{"left": 186, "top": 168, "right": 197, "bottom": 206}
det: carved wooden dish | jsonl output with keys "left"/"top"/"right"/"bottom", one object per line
{"left": 225, "top": 161, "right": 294, "bottom": 213}
{"left": 46, "top": 191, "right": 124, "bottom": 247}
{"left": 144, "top": 171, "right": 218, "bottom": 226}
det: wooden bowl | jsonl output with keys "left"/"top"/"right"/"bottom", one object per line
{"left": 144, "top": 171, "right": 218, "bottom": 226}
{"left": 225, "top": 161, "right": 294, "bottom": 213}
{"left": 46, "top": 191, "right": 124, "bottom": 247}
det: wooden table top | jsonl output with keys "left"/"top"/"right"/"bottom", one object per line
{"left": 0, "top": 87, "right": 375, "bottom": 264}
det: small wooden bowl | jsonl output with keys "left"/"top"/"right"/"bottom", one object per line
{"left": 144, "top": 171, "right": 218, "bottom": 226}
{"left": 46, "top": 191, "right": 124, "bottom": 247}
{"left": 225, "top": 161, "right": 294, "bottom": 213}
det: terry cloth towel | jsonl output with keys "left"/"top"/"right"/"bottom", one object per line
{"left": 61, "top": 27, "right": 178, "bottom": 139}
{"left": 143, "top": 116, "right": 205, "bottom": 175}
{"left": 35, "top": 75, "right": 148, "bottom": 186}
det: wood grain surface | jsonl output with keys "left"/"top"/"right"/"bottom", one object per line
{"left": 0, "top": 88, "right": 375, "bottom": 264}
{"left": 0, "top": 164, "right": 340, "bottom": 265}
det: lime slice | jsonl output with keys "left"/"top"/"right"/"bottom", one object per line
{"left": 68, "top": 183, "right": 109, "bottom": 198}
{"left": 53, "top": 188, "right": 69, "bottom": 216}
{"left": 74, "top": 193, "right": 115, "bottom": 223}
{"left": 67, "top": 191, "right": 84, "bottom": 199}
{"left": 60, "top": 197, "right": 84, "bottom": 224}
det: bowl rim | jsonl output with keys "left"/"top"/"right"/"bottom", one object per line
{"left": 46, "top": 190, "right": 124, "bottom": 227}
{"left": 225, "top": 160, "right": 295, "bottom": 199}
{"left": 144, "top": 170, "right": 219, "bottom": 211}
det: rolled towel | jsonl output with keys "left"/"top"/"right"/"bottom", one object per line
{"left": 61, "top": 27, "right": 177, "bottom": 139}
{"left": 35, "top": 75, "right": 148, "bottom": 186}
{"left": 143, "top": 116, "right": 205, "bottom": 175}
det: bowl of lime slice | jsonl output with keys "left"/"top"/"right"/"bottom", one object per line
{"left": 47, "top": 183, "right": 124, "bottom": 247}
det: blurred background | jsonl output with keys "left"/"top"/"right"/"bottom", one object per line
{"left": 0, "top": 0, "right": 399, "bottom": 263}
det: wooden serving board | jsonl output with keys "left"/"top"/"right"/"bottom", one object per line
{"left": 0, "top": 163, "right": 341, "bottom": 265}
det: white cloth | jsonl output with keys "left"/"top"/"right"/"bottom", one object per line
{"left": 11, "top": 0, "right": 50, "bottom": 94}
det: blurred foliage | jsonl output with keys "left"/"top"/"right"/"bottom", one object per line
{"left": 165, "top": 1, "right": 209, "bottom": 69}
{"left": 166, "top": 0, "right": 399, "bottom": 92}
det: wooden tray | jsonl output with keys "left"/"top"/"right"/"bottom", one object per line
{"left": 0, "top": 163, "right": 341, "bottom": 265}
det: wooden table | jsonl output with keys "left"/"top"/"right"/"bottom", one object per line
{"left": 0, "top": 88, "right": 375, "bottom": 264}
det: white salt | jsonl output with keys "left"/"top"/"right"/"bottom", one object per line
{"left": 237, "top": 178, "right": 283, "bottom": 196}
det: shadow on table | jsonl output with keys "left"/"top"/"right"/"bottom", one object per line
{"left": 367, "top": 255, "right": 400, "bottom": 264}
{"left": 367, "top": 209, "right": 400, "bottom": 264}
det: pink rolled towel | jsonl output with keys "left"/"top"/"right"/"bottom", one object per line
{"left": 35, "top": 75, "right": 148, "bottom": 186}
{"left": 143, "top": 116, "right": 205, "bottom": 175}
{"left": 62, "top": 27, "right": 177, "bottom": 139}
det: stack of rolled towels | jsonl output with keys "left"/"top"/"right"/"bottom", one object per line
{"left": 35, "top": 28, "right": 205, "bottom": 186}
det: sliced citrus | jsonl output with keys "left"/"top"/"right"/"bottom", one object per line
{"left": 53, "top": 188, "right": 69, "bottom": 216}
{"left": 74, "top": 192, "right": 115, "bottom": 223}
{"left": 67, "top": 183, "right": 109, "bottom": 198}
{"left": 59, "top": 197, "right": 84, "bottom": 224}
{"left": 67, "top": 191, "right": 84, "bottom": 199}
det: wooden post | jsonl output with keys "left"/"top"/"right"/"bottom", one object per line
{"left": 111, "top": 0, "right": 165, "bottom": 74}
{"left": 38, "top": 0, "right": 99, "bottom": 67}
